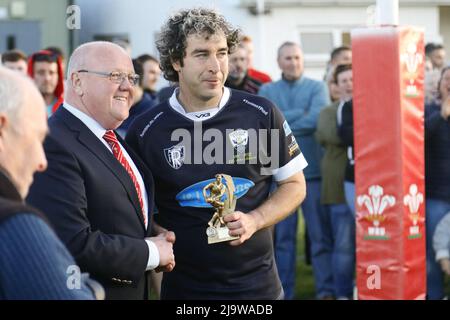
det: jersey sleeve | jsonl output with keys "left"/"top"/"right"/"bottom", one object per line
{"left": 267, "top": 105, "right": 308, "bottom": 182}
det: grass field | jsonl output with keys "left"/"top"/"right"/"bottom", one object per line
{"left": 294, "top": 211, "right": 316, "bottom": 299}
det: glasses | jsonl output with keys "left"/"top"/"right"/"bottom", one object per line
{"left": 77, "top": 70, "right": 140, "bottom": 86}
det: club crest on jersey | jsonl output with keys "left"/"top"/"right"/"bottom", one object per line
{"left": 229, "top": 129, "right": 248, "bottom": 154}
{"left": 164, "top": 145, "right": 185, "bottom": 169}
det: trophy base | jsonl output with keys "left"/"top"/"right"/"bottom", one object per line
{"left": 206, "top": 226, "right": 239, "bottom": 244}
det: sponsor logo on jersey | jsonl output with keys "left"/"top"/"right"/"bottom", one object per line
{"left": 229, "top": 129, "right": 248, "bottom": 149}
{"left": 176, "top": 177, "right": 255, "bottom": 207}
{"left": 164, "top": 145, "right": 185, "bottom": 169}
{"left": 283, "top": 120, "right": 292, "bottom": 137}
{"left": 288, "top": 136, "right": 299, "bottom": 157}
{"left": 194, "top": 112, "right": 211, "bottom": 119}
{"left": 243, "top": 99, "right": 268, "bottom": 116}
{"left": 227, "top": 153, "right": 257, "bottom": 164}
{"left": 140, "top": 112, "right": 164, "bottom": 138}
{"left": 229, "top": 129, "right": 249, "bottom": 161}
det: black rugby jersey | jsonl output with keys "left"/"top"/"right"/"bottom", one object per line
{"left": 126, "top": 88, "right": 307, "bottom": 299}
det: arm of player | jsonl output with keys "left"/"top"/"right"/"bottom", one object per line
{"left": 224, "top": 171, "right": 306, "bottom": 246}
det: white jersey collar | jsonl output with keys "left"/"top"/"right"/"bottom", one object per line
{"left": 168, "top": 87, "right": 231, "bottom": 122}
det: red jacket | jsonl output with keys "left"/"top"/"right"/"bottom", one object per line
{"left": 248, "top": 68, "right": 272, "bottom": 84}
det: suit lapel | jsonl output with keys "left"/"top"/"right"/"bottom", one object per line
{"left": 55, "top": 107, "right": 146, "bottom": 230}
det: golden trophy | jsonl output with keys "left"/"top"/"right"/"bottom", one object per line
{"left": 203, "top": 174, "right": 239, "bottom": 244}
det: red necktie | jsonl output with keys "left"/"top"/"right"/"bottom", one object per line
{"left": 103, "top": 130, "right": 146, "bottom": 226}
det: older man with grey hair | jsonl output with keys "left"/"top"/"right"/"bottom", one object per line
{"left": 259, "top": 41, "right": 330, "bottom": 299}
{"left": 0, "top": 67, "right": 96, "bottom": 299}
{"left": 27, "top": 41, "right": 175, "bottom": 300}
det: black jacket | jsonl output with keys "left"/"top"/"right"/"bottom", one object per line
{"left": 27, "top": 106, "right": 155, "bottom": 300}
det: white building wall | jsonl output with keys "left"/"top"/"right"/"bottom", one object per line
{"left": 75, "top": 0, "right": 251, "bottom": 57}
{"left": 74, "top": 1, "right": 441, "bottom": 81}
{"left": 260, "top": 5, "right": 438, "bottom": 79}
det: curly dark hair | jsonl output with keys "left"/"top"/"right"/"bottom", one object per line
{"left": 156, "top": 8, "right": 241, "bottom": 82}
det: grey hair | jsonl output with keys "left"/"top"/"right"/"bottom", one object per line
{"left": 156, "top": 7, "right": 241, "bottom": 82}
{"left": 0, "top": 67, "right": 31, "bottom": 121}
{"left": 277, "top": 41, "right": 300, "bottom": 59}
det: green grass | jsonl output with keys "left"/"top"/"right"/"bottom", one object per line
{"left": 294, "top": 210, "right": 450, "bottom": 300}
{"left": 294, "top": 210, "right": 316, "bottom": 299}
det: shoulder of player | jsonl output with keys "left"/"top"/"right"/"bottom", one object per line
{"left": 127, "top": 101, "right": 169, "bottom": 137}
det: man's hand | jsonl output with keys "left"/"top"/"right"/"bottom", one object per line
{"left": 439, "top": 258, "right": 450, "bottom": 276}
{"left": 152, "top": 222, "right": 170, "bottom": 237}
{"left": 147, "top": 232, "right": 176, "bottom": 272}
{"left": 223, "top": 211, "right": 260, "bottom": 246}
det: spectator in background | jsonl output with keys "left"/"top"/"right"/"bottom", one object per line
{"left": 240, "top": 35, "right": 272, "bottom": 83}
{"left": 225, "top": 43, "right": 263, "bottom": 94}
{"left": 1, "top": 49, "right": 28, "bottom": 75}
{"left": 324, "top": 46, "right": 352, "bottom": 102}
{"left": 45, "top": 46, "right": 66, "bottom": 73}
{"left": 424, "top": 66, "right": 450, "bottom": 300}
{"left": 426, "top": 43, "right": 447, "bottom": 71}
{"left": 337, "top": 99, "right": 355, "bottom": 215}
{"left": 0, "top": 66, "right": 97, "bottom": 300}
{"left": 315, "top": 64, "right": 355, "bottom": 299}
{"left": 330, "top": 46, "right": 352, "bottom": 66}
{"left": 28, "top": 50, "right": 64, "bottom": 117}
{"left": 117, "top": 58, "right": 159, "bottom": 137}
{"left": 425, "top": 56, "right": 441, "bottom": 105}
{"left": 433, "top": 211, "right": 450, "bottom": 278}
{"left": 325, "top": 68, "right": 341, "bottom": 103}
{"left": 136, "top": 54, "right": 162, "bottom": 97}
{"left": 425, "top": 43, "right": 447, "bottom": 105}
{"left": 259, "top": 42, "right": 330, "bottom": 300}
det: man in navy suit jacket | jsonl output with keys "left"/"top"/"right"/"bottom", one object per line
{"left": 27, "top": 42, "right": 175, "bottom": 300}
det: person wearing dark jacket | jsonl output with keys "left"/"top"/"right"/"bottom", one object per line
{"left": 0, "top": 66, "right": 97, "bottom": 300}
{"left": 337, "top": 99, "right": 355, "bottom": 215}
{"left": 316, "top": 64, "right": 354, "bottom": 299}
{"left": 424, "top": 66, "right": 450, "bottom": 300}
{"left": 27, "top": 42, "right": 175, "bottom": 300}
{"left": 225, "top": 44, "right": 263, "bottom": 94}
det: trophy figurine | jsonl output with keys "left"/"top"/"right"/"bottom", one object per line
{"left": 203, "top": 174, "right": 239, "bottom": 244}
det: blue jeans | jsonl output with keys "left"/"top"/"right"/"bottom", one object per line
{"left": 426, "top": 198, "right": 450, "bottom": 300}
{"left": 274, "top": 179, "right": 334, "bottom": 299}
{"left": 344, "top": 181, "right": 355, "bottom": 216}
{"left": 274, "top": 208, "right": 298, "bottom": 299}
{"left": 327, "top": 204, "right": 355, "bottom": 298}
